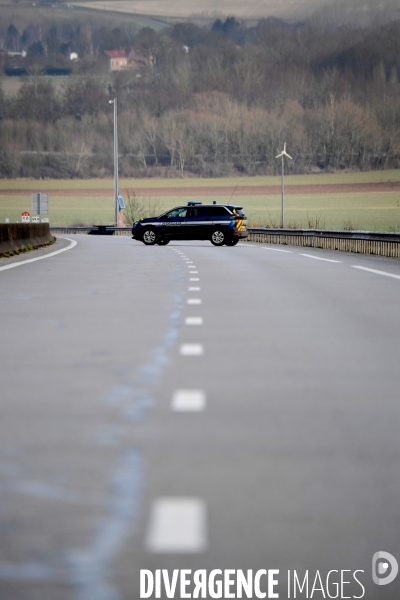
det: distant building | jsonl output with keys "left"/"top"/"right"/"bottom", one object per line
{"left": 105, "top": 48, "right": 156, "bottom": 72}
{"left": 68, "top": 52, "right": 78, "bottom": 61}
{"left": 104, "top": 49, "right": 128, "bottom": 72}
{"left": 6, "top": 50, "right": 27, "bottom": 58}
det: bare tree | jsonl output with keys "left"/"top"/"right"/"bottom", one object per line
{"left": 123, "top": 190, "right": 163, "bottom": 225}
{"left": 60, "top": 140, "right": 91, "bottom": 178}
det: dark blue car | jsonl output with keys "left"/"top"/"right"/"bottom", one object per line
{"left": 132, "top": 202, "right": 248, "bottom": 246}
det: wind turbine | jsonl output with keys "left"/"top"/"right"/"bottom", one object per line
{"left": 275, "top": 142, "right": 292, "bottom": 228}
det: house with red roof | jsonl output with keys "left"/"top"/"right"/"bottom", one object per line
{"left": 104, "top": 49, "right": 128, "bottom": 72}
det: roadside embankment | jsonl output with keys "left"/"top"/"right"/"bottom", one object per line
{"left": 0, "top": 223, "right": 55, "bottom": 257}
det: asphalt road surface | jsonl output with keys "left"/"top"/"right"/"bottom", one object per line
{"left": 1, "top": 235, "right": 400, "bottom": 600}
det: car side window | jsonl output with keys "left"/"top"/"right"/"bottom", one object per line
{"left": 193, "top": 207, "right": 229, "bottom": 217}
{"left": 191, "top": 207, "right": 208, "bottom": 217}
{"left": 166, "top": 208, "right": 188, "bottom": 218}
{"left": 209, "top": 207, "right": 229, "bottom": 216}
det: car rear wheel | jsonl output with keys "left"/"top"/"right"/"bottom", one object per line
{"left": 142, "top": 228, "right": 157, "bottom": 245}
{"left": 210, "top": 229, "right": 226, "bottom": 246}
{"left": 225, "top": 238, "right": 239, "bottom": 246}
{"left": 156, "top": 238, "right": 170, "bottom": 245}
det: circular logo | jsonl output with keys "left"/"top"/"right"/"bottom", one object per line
{"left": 372, "top": 552, "right": 398, "bottom": 586}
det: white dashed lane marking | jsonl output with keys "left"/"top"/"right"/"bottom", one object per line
{"left": 180, "top": 344, "right": 204, "bottom": 356}
{"left": 189, "top": 287, "right": 201, "bottom": 291}
{"left": 171, "top": 390, "right": 206, "bottom": 412}
{"left": 352, "top": 266, "right": 400, "bottom": 280}
{"left": 262, "top": 247, "right": 292, "bottom": 253}
{"left": 300, "top": 253, "right": 342, "bottom": 263}
{"left": 189, "top": 271, "right": 199, "bottom": 274}
{"left": 190, "top": 278, "right": 200, "bottom": 282}
{"left": 187, "top": 298, "right": 202, "bottom": 305}
{"left": 145, "top": 498, "right": 207, "bottom": 553}
{"left": 185, "top": 317, "right": 203, "bottom": 326}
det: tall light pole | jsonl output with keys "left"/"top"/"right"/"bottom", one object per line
{"left": 109, "top": 98, "right": 119, "bottom": 227}
{"left": 275, "top": 143, "right": 292, "bottom": 228}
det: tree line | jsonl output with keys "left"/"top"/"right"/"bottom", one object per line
{"left": 1, "top": 15, "right": 400, "bottom": 178}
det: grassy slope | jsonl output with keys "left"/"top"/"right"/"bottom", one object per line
{"left": 68, "top": 0, "right": 400, "bottom": 24}
{"left": 71, "top": 0, "right": 330, "bottom": 21}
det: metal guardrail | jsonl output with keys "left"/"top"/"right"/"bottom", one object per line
{"left": 51, "top": 226, "right": 131, "bottom": 236}
{"left": 50, "top": 226, "right": 400, "bottom": 257}
{"left": 246, "top": 228, "right": 400, "bottom": 258}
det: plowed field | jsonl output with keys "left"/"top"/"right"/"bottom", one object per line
{"left": 1, "top": 181, "right": 400, "bottom": 198}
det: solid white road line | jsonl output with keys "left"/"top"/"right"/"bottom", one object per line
{"left": 145, "top": 498, "right": 207, "bottom": 553}
{"left": 185, "top": 317, "right": 203, "bottom": 326}
{"left": 262, "top": 247, "right": 292, "bottom": 253}
{"left": 180, "top": 344, "right": 204, "bottom": 356}
{"left": 189, "top": 287, "right": 201, "bottom": 291}
{"left": 0, "top": 238, "right": 77, "bottom": 272}
{"left": 187, "top": 298, "right": 202, "bottom": 305}
{"left": 300, "top": 253, "right": 342, "bottom": 263}
{"left": 352, "top": 266, "right": 400, "bottom": 280}
{"left": 171, "top": 390, "right": 206, "bottom": 412}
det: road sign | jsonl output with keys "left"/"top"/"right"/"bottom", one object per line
{"left": 31, "top": 193, "right": 49, "bottom": 215}
{"left": 21, "top": 211, "right": 30, "bottom": 223}
{"left": 31, "top": 216, "right": 40, "bottom": 223}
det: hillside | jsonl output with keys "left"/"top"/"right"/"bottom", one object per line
{"left": 1, "top": 0, "right": 400, "bottom": 179}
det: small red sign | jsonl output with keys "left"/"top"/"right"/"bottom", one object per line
{"left": 22, "top": 211, "right": 30, "bottom": 216}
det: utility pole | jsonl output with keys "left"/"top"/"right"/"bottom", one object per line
{"left": 109, "top": 98, "right": 119, "bottom": 227}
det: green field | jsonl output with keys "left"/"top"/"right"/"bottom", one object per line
{"left": 1, "top": 171, "right": 400, "bottom": 231}
{"left": 0, "top": 75, "right": 73, "bottom": 98}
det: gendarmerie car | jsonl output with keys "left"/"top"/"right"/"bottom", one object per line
{"left": 132, "top": 202, "right": 248, "bottom": 246}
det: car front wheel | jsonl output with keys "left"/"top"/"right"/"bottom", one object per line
{"left": 210, "top": 229, "right": 226, "bottom": 246}
{"left": 142, "top": 228, "right": 157, "bottom": 245}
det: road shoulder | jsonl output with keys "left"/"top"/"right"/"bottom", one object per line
{"left": 0, "top": 237, "right": 74, "bottom": 269}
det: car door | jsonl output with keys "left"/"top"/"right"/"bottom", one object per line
{"left": 183, "top": 206, "right": 213, "bottom": 239}
{"left": 160, "top": 207, "right": 188, "bottom": 239}
{"left": 209, "top": 206, "right": 231, "bottom": 230}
